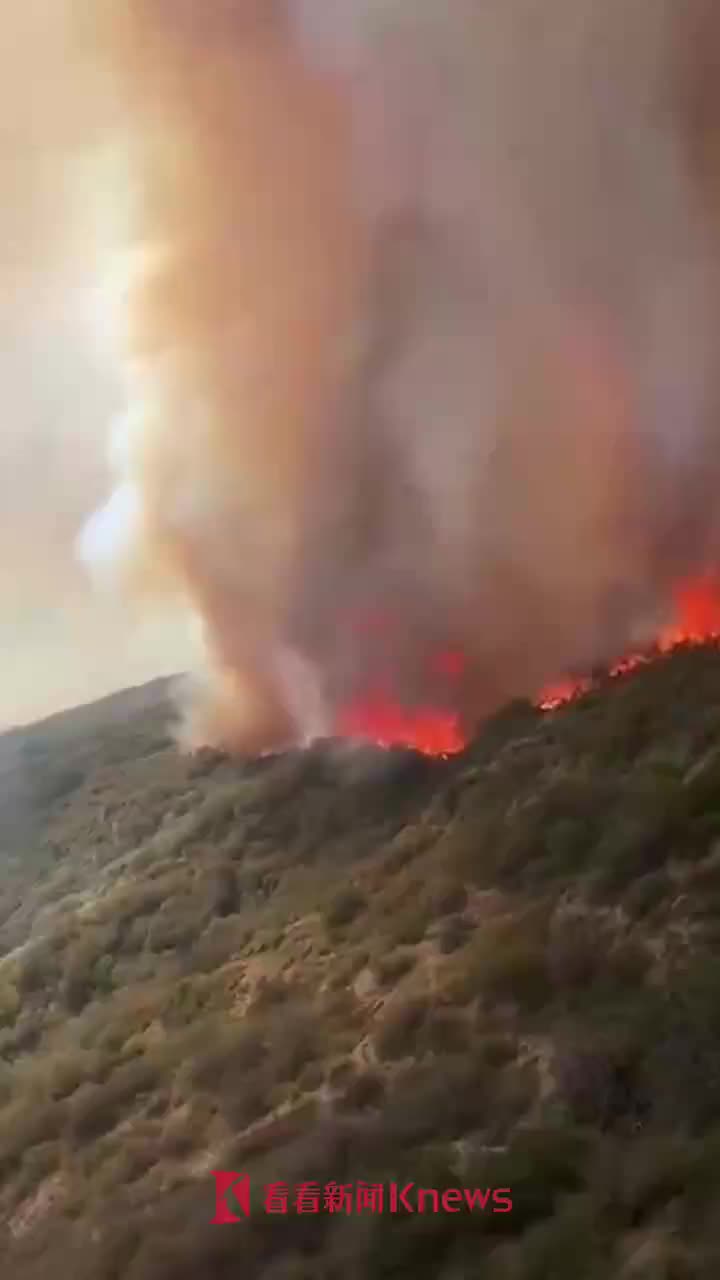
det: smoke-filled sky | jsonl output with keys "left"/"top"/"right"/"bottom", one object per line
{"left": 5, "top": 2, "right": 720, "bottom": 742}
{"left": 0, "top": 3, "right": 197, "bottom": 728}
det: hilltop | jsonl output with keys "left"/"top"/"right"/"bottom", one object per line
{"left": 3, "top": 647, "right": 720, "bottom": 1277}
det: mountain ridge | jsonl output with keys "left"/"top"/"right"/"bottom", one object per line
{"left": 2, "top": 646, "right": 720, "bottom": 1276}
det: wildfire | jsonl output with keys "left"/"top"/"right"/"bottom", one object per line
{"left": 657, "top": 578, "right": 720, "bottom": 647}
{"left": 336, "top": 696, "right": 465, "bottom": 757}
{"left": 335, "top": 576, "right": 720, "bottom": 756}
{"left": 334, "top": 635, "right": 467, "bottom": 756}
{"left": 335, "top": 639, "right": 467, "bottom": 755}
{"left": 539, "top": 574, "right": 720, "bottom": 712}
{"left": 537, "top": 676, "right": 593, "bottom": 713}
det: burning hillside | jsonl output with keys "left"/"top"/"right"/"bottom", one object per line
{"left": 7, "top": 644, "right": 720, "bottom": 1277}
{"left": 539, "top": 573, "right": 720, "bottom": 714}
{"left": 330, "top": 573, "right": 720, "bottom": 755}
{"left": 66, "top": 1, "right": 720, "bottom": 759}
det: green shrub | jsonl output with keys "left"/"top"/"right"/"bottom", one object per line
{"left": 622, "top": 870, "right": 672, "bottom": 919}
{"left": 388, "top": 901, "right": 435, "bottom": 947}
{"left": 146, "top": 907, "right": 206, "bottom": 954}
{"left": 265, "top": 1010, "right": 319, "bottom": 1083}
{"left": 182, "top": 1026, "right": 266, "bottom": 1094}
{"left": 67, "top": 1059, "right": 159, "bottom": 1144}
{"left": 436, "top": 914, "right": 472, "bottom": 954}
{"left": 339, "top": 1071, "right": 385, "bottom": 1111}
{"left": 157, "top": 1112, "right": 198, "bottom": 1159}
{"left": 373, "top": 950, "right": 416, "bottom": 985}
{"left": 17, "top": 941, "right": 56, "bottom": 995}
{"left": 60, "top": 929, "right": 118, "bottom": 1012}
{"left": 444, "top": 916, "right": 551, "bottom": 1010}
{"left": 325, "top": 887, "right": 367, "bottom": 931}
{"left": 221, "top": 1071, "right": 272, "bottom": 1130}
{"left": 190, "top": 916, "right": 246, "bottom": 972}
{"left": 13, "top": 1139, "right": 60, "bottom": 1204}
{"left": 0, "top": 1098, "right": 66, "bottom": 1179}
{"left": 204, "top": 864, "right": 239, "bottom": 918}
{"left": 421, "top": 1009, "right": 470, "bottom": 1055}
{"left": 375, "top": 997, "right": 430, "bottom": 1062}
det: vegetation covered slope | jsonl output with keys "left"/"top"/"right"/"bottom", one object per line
{"left": 3, "top": 648, "right": 720, "bottom": 1277}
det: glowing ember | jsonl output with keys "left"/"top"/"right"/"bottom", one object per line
{"left": 538, "top": 676, "right": 593, "bottom": 712}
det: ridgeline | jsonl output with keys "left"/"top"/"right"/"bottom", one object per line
{"left": 3, "top": 648, "right": 720, "bottom": 1277}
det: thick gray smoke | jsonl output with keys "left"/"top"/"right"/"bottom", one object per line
{"left": 78, "top": 0, "right": 720, "bottom": 750}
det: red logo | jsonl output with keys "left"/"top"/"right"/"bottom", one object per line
{"left": 210, "top": 1171, "right": 251, "bottom": 1223}
{"left": 210, "top": 1173, "right": 512, "bottom": 1222}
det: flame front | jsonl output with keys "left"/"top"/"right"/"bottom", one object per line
{"left": 538, "top": 574, "right": 720, "bottom": 714}
{"left": 336, "top": 696, "right": 465, "bottom": 757}
{"left": 337, "top": 576, "right": 720, "bottom": 755}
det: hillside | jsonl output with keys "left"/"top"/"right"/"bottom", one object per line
{"left": 3, "top": 648, "right": 720, "bottom": 1277}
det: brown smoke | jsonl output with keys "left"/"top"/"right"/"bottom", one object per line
{"left": 78, "top": 1, "right": 720, "bottom": 750}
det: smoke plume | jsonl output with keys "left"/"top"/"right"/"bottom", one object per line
{"left": 78, "top": 0, "right": 720, "bottom": 751}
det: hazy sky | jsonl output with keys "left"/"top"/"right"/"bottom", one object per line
{"left": 0, "top": 5, "right": 195, "bottom": 729}
{"left": 0, "top": 290, "right": 194, "bottom": 728}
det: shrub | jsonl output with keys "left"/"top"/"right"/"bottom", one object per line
{"left": 190, "top": 916, "right": 246, "bottom": 972}
{"left": 16, "top": 940, "right": 56, "bottom": 996}
{"left": 436, "top": 914, "right": 472, "bottom": 955}
{"left": 444, "top": 916, "right": 551, "bottom": 1010}
{"left": 205, "top": 864, "right": 239, "bottom": 918}
{"left": 13, "top": 1139, "right": 60, "bottom": 1204}
{"left": 381, "top": 825, "right": 433, "bottom": 875}
{"left": 477, "top": 1034, "right": 518, "bottom": 1069}
{"left": 158, "top": 1111, "right": 198, "bottom": 1159}
{"left": 67, "top": 1059, "right": 159, "bottom": 1144}
{"left": 61, "top": 934, "right": 115, "bottom": 1014}
{"left": 95, "top": 1139, "right": 158, "bottom": 1190}
{"left": 0, "top": 975, "right": 20, "bottom": 1027}
{"left": 423, "top": 879, "right": 468, "bottom": 918}
{"left": 372, "top": 950, "right": 416, "bottom": 986}
{"left": 266, "top": 1011, "right": 319, "bottom": 1084}
{"left": 547, "top": 915, "right": 603, "bottom": 993}
{"left": 296, "top": 1062, "right": 324, "bottom": 1093}
{"left": 325, "top": 887, "right": 367, "bottom": 931}
{"left": 146, "top": 907, "right": 206, "bottom": 954}
{"left": 4, "top": 1009, "right": 45, "bottom": 1057}
{"left": 213, "top": 1066, "right": 278, "bottom": 1131}
{"left": 158, "top": 982, "right": 202, "bottom": 1033}
{"left": 555, "top": 1043, "right": 643, "bottom": 1129}
{"left": 375, "top": 997, "right": 430, "bottom": 1062}
{"left": 339, "top": 1071, "right": 385, "bottom": 1111}
{"left": 388, "top": 901, "right": 434, "bottom": 947}
{"left": 182, "top": 1026, "right": 266, "bottom": 1095}
{"left": 622, "top": 870, "right": 672, "bottom": 919}
{"left": 0, "top": 1098, "right": 66, "bottom": 1180}
{"left": 465, "top": 1127, "right": 590, "bottom": 1237}
{"left": 46, "top": 1049, "right": 100, "bottom": 1100}
{"left": 421, "top": 1009, "right": 470, "bottom": 1055}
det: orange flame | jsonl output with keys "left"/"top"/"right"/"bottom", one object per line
{"left": 334, "top": 640, "right": 466, "bottom": 756}
{"left": 336, "top": 695, "right": 465, "bottom": 757}
{"left": 337, "top": 576, "right": 720, "bottom": 755}
{"left": 539, "top": 574, "right": 720, "bottom": 712}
